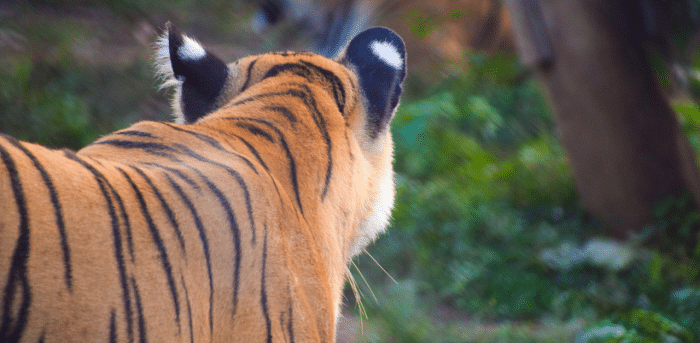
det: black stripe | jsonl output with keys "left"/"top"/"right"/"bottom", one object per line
{"left": 111, "top": 177, "right": 136, "bottom": 264}
{"left": 130, "top": 277, "right": 147, "bottom": 343}
{"left": 94, "top": 140, "right": 176, "bottom": 152}
{"left": 264, "top": 105, "right": 298, "bottom": 125}
{"left": 287, "top": 300, "right": 294, "bottom": 343}
{"left": 221, "top": 117, "right": 304, "bottom": 216}
{"left": 160, "top": 123, "right": 259, "bottom": 174}
{"left": 109, "top": 308, "right": 117, "bottom": 343}
{"left": 38, "top": 331, "right": 45, "bottom": 343}
{"left": 240, "top": 58, "right": 258, "bottom": 93}
{"left": 288, "top": 83, "right": 334, "bottom": 200}
{"left": 180, "top": 276, "right": 194, "bottom": 343}
{"left": 131, "top": 167, "right": 186, "bottom": 255}
{"left": 226, "top": 84, "right": 333, "bottom": 200}
{"left": 4, "top": 138, "right": 72, "bottom": 291}
{"left": 263, "top": 63, "right": 312, "bottom": 81}
{"left": 163, "top": 173, "right": 214, "bottom": 337}
{"left": 229, "top": 88, "right": 306, "bottom": 108}
{"left": 261, "top": 224, "right": 272, "bottom": 343}
{"left": 142, "top": 163, "right": 202, "bottom": 194}
{"left": 226, "top": 133, "right": 287, "bottom": 206}
{"left": 93, "top": 140, "right": 181, "bottom": 162}
{"left": 206, "top": 129, "right": 287, "bottom": 203}
{"left": 184, "top": 166, "right": 241, "bottom": 314}
{"left": 232, "top": 134, "right": 270, "bottom": 172}
{"left": 235, "top": 122, "right": 275, "bottom": 143}
{"left": 174, "top": 144, "right": 257, "bottom": 245}
{"left": 113, "top": 130, "right": 157, "bottom": 138}
{"left": 161, "top": 123, "right": 224, "bottom": 149}
{"left": 63, "top": 151, "right": 134, "bottom": 343}
{"left": 263, "top": 61, "right": 346, "bottom": 114}
{"left": 299, "top": 60, "right": 346, "bottom": 114}
{"left": 85, "top": 154, "right": 137, "bottom": 264}
{"left": 118, "top": 167, "right": 181, "bottom": 333}
{"left": 0, "top": 143, "right": 31, "bottom": 342}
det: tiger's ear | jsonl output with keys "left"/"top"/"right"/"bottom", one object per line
{"left": 337, "top": 27, "right": 406, "bottom": 139}
{"left": 156, "top": 23, "right": 229, "bottom": 124}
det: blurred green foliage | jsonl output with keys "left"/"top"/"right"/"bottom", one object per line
{"left": 2, "top": 1, "right": 700, "bottom": 342}
{"left": 383, "top": 53, "right": 577, "bottom": 317}
{"left": 578, "top": 309, "right": 694, "bottom": 343}
{"left": 0, "top": 55, "right": 158, "bottom": 149}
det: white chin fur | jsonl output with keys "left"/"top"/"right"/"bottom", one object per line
{"left": 348, "top": 168, "right": 395, "bottom": 259}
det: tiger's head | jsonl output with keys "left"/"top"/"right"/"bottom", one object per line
{"left": 155, "top": 23, "right": 405, "bottom": 261}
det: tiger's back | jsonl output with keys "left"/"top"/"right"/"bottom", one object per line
{"left": 0, "top": 24, "right": 405, "bottom": 342}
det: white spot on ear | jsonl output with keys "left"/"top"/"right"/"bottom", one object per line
{"left": 178, "top": 36, "right": 206, "bottom": 61}
{"left": 370, "top": 40, "right": 403, "bottom": 69}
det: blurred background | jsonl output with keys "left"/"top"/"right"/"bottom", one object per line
{"left": 1, "top": 0, "right": 700, "bottom": 342}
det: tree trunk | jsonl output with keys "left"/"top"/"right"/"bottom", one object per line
{"left": 505, "top": 0, "right": 700, "bottom": 237}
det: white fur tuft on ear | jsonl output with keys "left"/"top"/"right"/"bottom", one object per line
{"left": 153, "top": 29, "right": 185, "bottom": 123}
{"left": 154, "top": 30, "right": 180, "bottom": 90}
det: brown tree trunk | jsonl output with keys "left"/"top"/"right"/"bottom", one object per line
{"left": 506, "top": 0, "right": 700, "bottom": 237}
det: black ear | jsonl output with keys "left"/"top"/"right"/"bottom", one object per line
{"left": 166, "top": 23, "right": 229, "bottom": 123}
{"left": 340, "top": 27, "right": 406, "bottom": 138}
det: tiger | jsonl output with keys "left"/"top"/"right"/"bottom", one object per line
{"left": 0, "top": 22, "right": 405, "bottom": 342}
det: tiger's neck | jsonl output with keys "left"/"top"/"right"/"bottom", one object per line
{"left": 196, "top": 101, "right": 353, "bottom": 339}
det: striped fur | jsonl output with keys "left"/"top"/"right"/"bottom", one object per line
{"left": 0, "top": 24, "right": 405, "bottom": 342}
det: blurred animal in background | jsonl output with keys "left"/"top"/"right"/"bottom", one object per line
{"left": 251, "top": 0, "right": 376, "bottom": 57}
{"left": 0, "top": 23, "right": 405, "bottom": 342}
{"left": 249, "top": 0, "right": 514, "bottom": 79}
